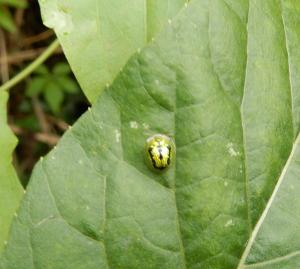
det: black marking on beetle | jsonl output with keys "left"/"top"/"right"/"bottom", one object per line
{"left": 167, "top": 145, "right": 171, "bottom": 165}
{"left": 158, "top": 147, "right": 163, "bottom": 160}
{"left": 148, "top": 146, "right": 166, "bottom": 170}
{"left": 148, "top": 147, "right": 158, "bottom": 169}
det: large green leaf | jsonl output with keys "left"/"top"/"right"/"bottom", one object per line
{"left": 38, "top": 0, "right": 186, "bottom": 103}
{"left": 1, "top": 0, "right": 300, "bottom": 268}
{"left": 0, "top": 91, "right": 23, "bottom": 253}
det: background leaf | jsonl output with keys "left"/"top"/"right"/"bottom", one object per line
{"left": 38, "top": 0, "right": 187, "bottom": 103}
{"left": 0, "top": 91, "right": 23, "bottom": 253}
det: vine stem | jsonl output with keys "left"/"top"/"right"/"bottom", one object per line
{"left": 0, "top": 39, "right": 60, "bottom": 92}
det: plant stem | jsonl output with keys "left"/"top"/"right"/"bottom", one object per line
{"left": 0, "top": 39, "right": 60, "bottom": 92}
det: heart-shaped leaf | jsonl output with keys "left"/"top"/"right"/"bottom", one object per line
{"left": 1, "top": 0, "right": 300, "bottom": 268}
{"left": 39, "top": 0, "right": 186, "bottom": 102}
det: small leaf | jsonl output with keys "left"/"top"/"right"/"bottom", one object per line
{"left": 53, "top": 63, "right": 71, "bottom": 75}
{"left": 26, "top": 77, "right": 47, "bottom": 97}
{"left": 56, "top": 76, "right": 79, "bottom": 94}
{"left": 33, "top": 65, "right": 49, "bottom": 75}
{"left": 44, "top": 82, "right": 64, "bottom": 114}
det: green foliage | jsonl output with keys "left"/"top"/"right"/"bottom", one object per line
{"left": 0, "top": 0, "right": 27, "bottom": 32}
{"left": 38, "top": 0, "right": 187, "bottom": 103}
{"left": 0, "top": 91, "right": 23, "bottom": 253}
{"left": 26, "top": 63, "right": 79, "bottom": 114}
{"left": 0, "top": 0, "right": 27, "bottom": 251}
{"left": 2, "top": 0, "right": 300, "bottom": 268}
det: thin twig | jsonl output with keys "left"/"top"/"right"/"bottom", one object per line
{"left": 10, "top": 124, "right": 60, "bottom": 146}
{"left": 0, "top": 39, "right": 60, "bottom": 91}
{"left": 34, "top": 132, "right": 59, "bottom": 146}
{"left": 31, "top": 96, "right": 51, "bottom": 133}
{"left": 0, "top": 29, "right": 9, "bottom": 83}
{"left": 46, "top": 115, "right": 69, "bottom": 131}
{"left": 21, "top": 30, "right": 54, "bottom": 47}
{"left": 15, "top": 8, "right": 25, "bottom": 28}
{"left": 0, "top": 46, "right": 62, "bottom": 65}
{"left": 9, "top": 124, "right": 22, "bottom": 135}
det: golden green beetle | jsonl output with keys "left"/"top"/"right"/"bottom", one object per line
{"left": 145, "top": 134, "right": 175, "bottom": 171}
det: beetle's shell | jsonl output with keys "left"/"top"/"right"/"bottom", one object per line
{"left": 145, "top": 134, "right": 175, "bottom": 171}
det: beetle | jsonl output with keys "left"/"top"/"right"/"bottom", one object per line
{"left": 145, "top": 134, "right": 175, "bottom": 171}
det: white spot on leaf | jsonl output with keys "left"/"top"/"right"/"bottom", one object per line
{"left": 142, "top": 123, "right": 149, "bottom": 130}
{"left": 224, "top": 219, "right": 234, "bottom": 227}
{"left": 226, "top": 143, "right": 239, "bottom": 157}
{"left": 43, "top": 8, "right": 73, "bottom": 35}
{"left": 130, "top": 121, "right": 138, "bottom": 129}
{"left": 36, "top": 215, "right": 56, "bottom": 227}
{"left": 115, "top": 129, "right": 121, "bottom": 143}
